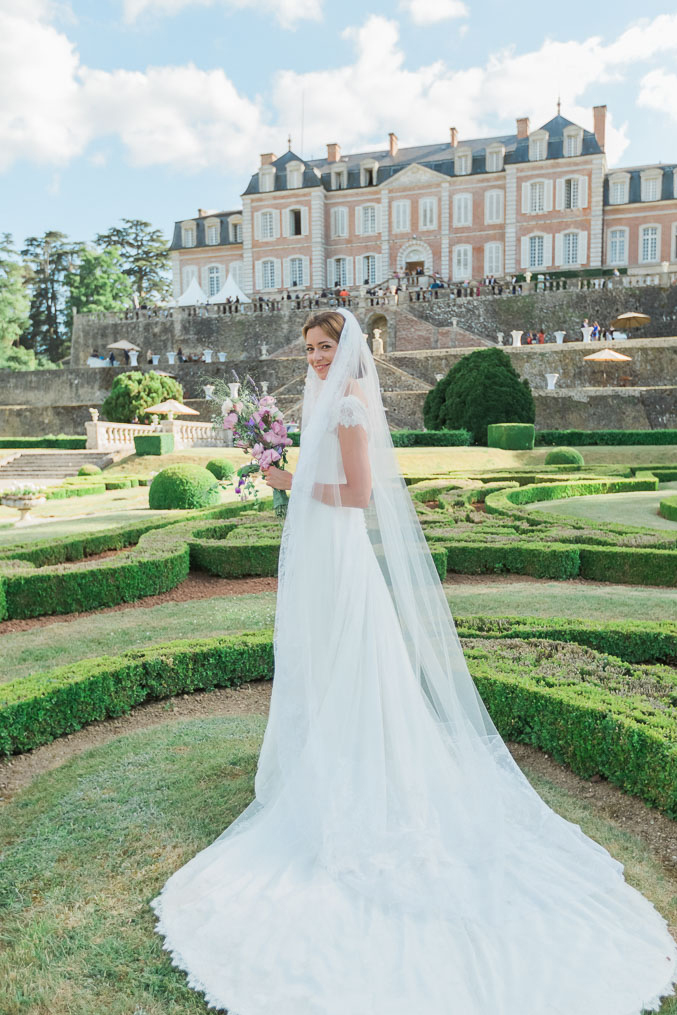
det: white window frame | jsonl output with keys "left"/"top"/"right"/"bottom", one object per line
{"left": 360, "top": 159, "right": 378, "bottom": 187}
{"left": 486, "top": 144, "right": 504, "bottom": 173}
{"left": 452, "top": 243, "right": 472, "bottom": 281}
{"left": 360, "top": 204, "right": 378, "bottom": 235}
{"left": 288, "top": 207, "right": 303, "bottom": 237}
{"left": 529, "top": 131, "right": 548, "bottom": 162}
{"left": 261, "top": 259, "right": 277, "bottom": 289}
{"left": 207, "top": 264, "right": 222, "bottom": 296}
{"left": 564, "top": 177, "right": 579, "bottom": 210}
{"left": 484, "top": 242, "right": 502, "bottom": 277}
{"left": 392, "top": 199, "right": 410, "bottom": 233}
{"left": 361, "top": 253, "right": 377, "bottom": 285}
{"left": 640, "top": 224, "right": 660, "bottom": 264}
{"left": 286, "top": 161, "right": 304, "bottom": 190}
{"left": 259, "top": 166, "right": 275, "bottom": 193}
{"left": 206, "top": 222, "right": 220, "bottom": 246}
{"left": 608, "top": 228, "right": 628, "bottom": 266}
{"left": 181, "top": 224, "right": 196, "bottom": 248}
{"left": 641, "top": 170, "right": 662, "bottom": 203}
{"left": 289, "top": 256, "right": 304, "bottom": 286}
{"left": 229, "top": 219, "right": 243, "bottom": 243}
{"left": 484, "top": 189, "right": 504, "bottom": 224}
{"left": 608, "top": 173, "right": 630, "bottom": 205}
{"left": 530, "top": 180, "right": 545, "bottom": 213}
{"left": 453, "top": 192, "right": 472, "bottom": 227}
{"left": 332, "top": 256, "right": 348, "bottom": 287}
{"left": 454, "top": 148, "right": 471, "bottom": 176}
{"left": 563, "top": 126, "right": 583, "bottom": 158}
{"left": 331, "top": 165, "right": 347, "bottom": 190}
{"left": 562, "top": 231, "right": 579, "bottom": 266}
{"left": 260, "top": 210, "right": 275, "bottom": 240}
{"left": 529, "top": 234, "right": 545, "bottom": 268}
{"left": 331, "top": 206, "right": 348, "bottom": 238}
{"left": 419, "top": 197, "right": 437, "bottom": 230}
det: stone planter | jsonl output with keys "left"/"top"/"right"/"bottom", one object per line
{"left": 1, "top": 494, "right": 46, "bottom": 525}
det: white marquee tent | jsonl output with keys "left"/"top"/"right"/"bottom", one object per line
{"left": 177, "top": 278, "right": 207, "bottom": 306}
{"left": 209, "top": 273, "right": 251, "bottom": 304}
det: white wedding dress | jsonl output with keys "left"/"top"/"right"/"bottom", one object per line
{"left": 151, "top": 310, "right": 677, "bottom": 1014}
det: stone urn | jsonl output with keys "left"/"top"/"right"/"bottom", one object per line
{"left": 260, "top": 343, "right": 269, "bottom": 359}
{"left": 203, "top": 384, "right": 215, "bottom": 400}
{"left": 151, "top": 354, "right": 160, "bottom": 365}
{"left": 511, "top": 330, "right": 524, "bottom": 346}
{"left": 166, "top": 351, "right": 176, "bottom": 365}
{"left": 581, "top": 326, "right": 594, "bottom": 343}
{"left": 89, "top": 407, "right": 100, "bottom": 422}
{"left": 203, "top": 349, "right": 213, "bottom": 363}
{"left": 260, "top": 381, "right": 269, "bottom": 394}
{"left": 497, "top": 332, "right": 504, "bottom": 345}
{"left": 129, "top": 350, "right": 139, "bottom": 366}
{"left": 545, "top": 373, "right": 560, "bottom": 390}
{"left": 553, "top": 331, "right": 566, "bottom": 345}
{"left": 218, "top": 352, "right": 227, "bottom": 362}
{"left": 228, "top": 382, "right": 241, "bottom": 400}
{"left": 1, "top": 493, "right": 46, "bottom": 526}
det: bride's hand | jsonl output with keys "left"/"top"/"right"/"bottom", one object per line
{"left": 261, "top": 464, "right": 293, "bottom": 490}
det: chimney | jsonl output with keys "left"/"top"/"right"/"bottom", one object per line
{"left": 389, "top": 132, "right": 398, "bottom": 158}
{"left": 593, "top": 104, "right": 606, "bottom": 152}
{"left": 259, "top": 152, "right": 276, "bottom": 166}
{"left": 449, "top": 127, "right": 458, "bottom": 148}
{"left": 197, "top": 208, "right": 208, "bottom": 218}
{"left": 516, "top": 117, "right": 530, "bottom": 140}
{"left": 326, "top": 142, "right": 341, "bottom": 163}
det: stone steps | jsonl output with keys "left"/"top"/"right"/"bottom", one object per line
{"left": 0, "top": 451, "right": 111, "bottom": 482}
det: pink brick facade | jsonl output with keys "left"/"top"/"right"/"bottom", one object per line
{"left": 170, "top": 107, "right": 677, "bottom": 298}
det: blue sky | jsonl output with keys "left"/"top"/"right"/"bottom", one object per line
{"left": 1, "top": 0, "right": 676, "bottom": 248}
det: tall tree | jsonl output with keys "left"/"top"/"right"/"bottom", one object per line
{"left": 65, "top": 246, "right": 134, "bottom": 330}
{"left": 0, "top": 233, "right": 30, "bottom": 350}
{"left": 21, "top": 231, "right": 79, "bottom": 362}
{"left": 95, "top": 219, "right": 171, "bottom": 301}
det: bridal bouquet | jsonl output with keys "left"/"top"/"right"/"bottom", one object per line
{"left": 215, "top": 372, "right": 295, "bottom": 518}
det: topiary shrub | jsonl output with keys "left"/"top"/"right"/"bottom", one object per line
{"left": 102, "top": 371, "right": 183, "bottom": 425}
{"left": 77, "top": 464, "right": 102, "bottom": 476}
{"left": 134, "top": 433, "right": 174, "bottom": 456}
{"left": 206, "top": 458, "right": 236, "bottom": 480}
{"left": 544, "top": 447, "right": 584, "bottom": 466}
{"left": 148, "top": 464, "right": 221, "bottom": 510}
{"left": 487, "top": 423, "right": 535, "bottom": 450}
{"left": 423, "top": 348, "right": 535, "bottom": 444}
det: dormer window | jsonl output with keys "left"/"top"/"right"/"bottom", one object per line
{"left": 529, "top": 131, "right": 548, "bottom": 161}
{"left": 609, "top": 172, "right": 630, "bottom": 205}
{"left": 259, "top": 166, "right": 275, "bottom": 193}
{"left": 563, "top": 126, "right": 583, "bottom": 157}
{"left": 331, "top": 164, "right": 347, "bottom": 190}
{"left": 206, "top": 220, "right": 220, "bottom": 245}
{"left": 641, "top": 169, "right": 662, "bottom": 202}
{"left": 486, "top": 144, "right": 504, "bottom": 173}
{"left": 360, "top": 159, "right": 378, "bottom": 186}
{"left": 286, "top": 161, "right": 304, "bottom": 189}
{"left": 181, "top": 223, "right": 196, "bottom": 247}
{"left": 455, "top": 148, "right": 471, "bottom": 176}
{"left": 229, "top": 217, "right": 243, "bottom": 243}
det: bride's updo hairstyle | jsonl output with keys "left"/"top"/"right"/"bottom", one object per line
{"left": 302, "top": 310, "right": 345, "bottom": 343}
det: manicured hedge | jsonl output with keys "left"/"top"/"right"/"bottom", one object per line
{"left": 134, "top": 433, "right": 175, "bottom": 456}
{"left": 438, "top": 540, "right": 580, "bottom": 579}
{"left": 544, "top": 447, "right": 584, "bottom": 466}
{"left": 487, "top": 423, "right": 535, "bottom": 451}
{"left": 660, "top": 495, "right": 677, "bottom": 522}
{"left": 78, "top": 464, "right": 102, "bottom": 476}
{"left": 0, "top": 435, "right": 87, "bottom": 449}
{"left": 578, "top": 545, "right": 677, "bottom": 586}
{"left": 485, "top": 477, "right": 659, "bottom": 518}
{"left": 206, "top": 458, "right": 236, "bottom": 480}
{"left": 390, "top": 429, "right": 472, "bottom": 447}
{"left": 536, "top": 429, "right": 677, "bottom": 446}
{"left": 149, "top": 464, "right": 220, "bottom": 509}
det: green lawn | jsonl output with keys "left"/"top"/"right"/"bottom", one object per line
{"left": 524, "top": 482, "right": 677, "bottom": 531}
{"left": 4, "top": 581, "right": 677, "bottom": 683}
{"left": 0, "top": 716, "right": 675, "bottom": 1015}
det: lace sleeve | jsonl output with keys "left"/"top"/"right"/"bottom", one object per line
{"left": 332, "top": 395, "right": 370, "bottom": 433}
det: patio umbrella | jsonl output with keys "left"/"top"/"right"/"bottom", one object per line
{"left": 610, "top": 311, "right": 651, "bottom": 330}
{"left": 106, "top": 339, "right": 141, "bottom": 351}
{"left": 583, "top": 347, "right": 632, "bottom": 386}
{"left": 144, "top": 399, "right": 200, "bottom": 420}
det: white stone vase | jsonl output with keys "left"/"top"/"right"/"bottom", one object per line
{"left": 1, "top": 495, "right": 46, "bottom": 526}
{"left": 545, "top": 373, "right": 559, "bottom": 390}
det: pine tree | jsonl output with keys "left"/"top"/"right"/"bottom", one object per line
{"left": 95, "top": 219, "right": 170, "bottom": 301}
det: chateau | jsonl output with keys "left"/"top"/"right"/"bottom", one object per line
{"left": 169, "top": 106, "right": 677, "bottom": 299}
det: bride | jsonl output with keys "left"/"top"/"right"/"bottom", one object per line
{"left": 151, "top": 307, "right": 677, "bottom": 1014}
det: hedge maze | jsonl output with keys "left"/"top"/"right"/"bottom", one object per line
{"left": 2, "top": 460, "right": 677, "bottom": 824}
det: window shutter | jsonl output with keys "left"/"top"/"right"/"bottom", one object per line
{"left": 274, "top": 259, "right": 281, "bottom": 288}
{"left": 579, "top": 231, "right": 588, "bottom": 265}
{"left": 253, "top": 212, "right": 261, "bottom": 240}
{"left": 354, "top": 207, "right": 362, "bottom": 235}
{"left": 555, "top": 233, "right": 563, "bottom": 266}
{"left": 282, "top": 258, "right": 289, "bottom": 288}
{"left": 467, "top": 196, "right": 473, "bottom": 227}
{"left": 272, "top": 210, "right": 280, "bottom": 240}
{"left": 543, "top": 234, "right": 553, "bottom": 268}
{"left": 356, "top": 256, "right": 364, "bottom": 284}
{"left": 281, "top": 210, "right": 289, "bottom": 238}
{"left": 200, "top": 266, "right": 209, "bottom": 291}
{"left": 555, "top": 179, "right": 564, "bottom": 211}
{"left": 302, "top": 256, "right": 310, "bottom": 286}
{"left": 301, "top": 206, "right": 309, "bottom": 235}
{"left": 346, "top": 258, "right": 354, "bottom": 285}
{"left": 579, "top": 176, "right": 588, "bottom": 209}
{"left": 326, "top": 259, "right": 333, "bottom": 285}
{"left": 544, "top": 180, "right": 553, "bottom": 213}
{"left": 521, "top": 182, "right": 529, "bottom": 213}
{"left": 255, "top": 260, "right": 263, "bottom": 290}
{"left": 520, "top": 236, "right": 529, "bottom": 268}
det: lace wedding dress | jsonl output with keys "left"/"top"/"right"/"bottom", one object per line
{"left": 151, "top": 309, "right": 677, "bottom": 1014}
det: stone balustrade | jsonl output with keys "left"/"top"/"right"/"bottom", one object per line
{"left": 85, "top": 418, "right": 228, "bottom": 451}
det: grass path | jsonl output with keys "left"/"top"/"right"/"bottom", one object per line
{"left": 525, "top": 482, "right": 677, "bottom": 531}
{"left": 0, "top": 715, "right": 675, "bottom": 1015}
{"left": 4, "top": 579, "right": 677, "bottom": 682}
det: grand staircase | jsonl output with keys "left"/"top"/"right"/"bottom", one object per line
{"left": 0, "top": 451, "right": 112, "bottom": 483}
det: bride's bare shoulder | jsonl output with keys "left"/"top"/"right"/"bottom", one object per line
{"left": 342, "top": 379, "right": 368, "bottom": 408}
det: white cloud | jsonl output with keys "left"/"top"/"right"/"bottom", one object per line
{"left": 400, "top": 0, "right": 468, "bottom": 24}
{"left": 121, "top": 0, "right": 322, "bottom": 29}
{"left": 637, "top": 67, "right": 677, "bottom": 122}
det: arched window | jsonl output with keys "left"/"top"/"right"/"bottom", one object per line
{"left": 332, "top": 257, "right": 347, "bottom": 286}
{"left": 289, "top": 257, "right": 304, "bottom": 286}
{"left": 529, "top": 234, "right": 545, "bottom": 267}
{"left": 362, "top": 254, "right": 377, "bottom": 285}
{"left": 608, "top": 229, "right": 627, "bottom": 265}
{"left": 452, "top": 244, "right": 472, "bottom": 280}
{"left": 262, "top": 259, "right": 276, "bottom": 288}
{"left": 640, "top": 225, "right": 659, "bottom": 263}
{"left": 484, "top": 242, "right": 502, "bottom": 276}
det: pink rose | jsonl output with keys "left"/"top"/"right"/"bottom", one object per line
{"left": 252, "top": 442, "right": 264, "bottom": 458}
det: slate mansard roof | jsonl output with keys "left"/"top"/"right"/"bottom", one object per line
{"left": 603, "top": 163, "right": 677, "bottom": 205}
{"left": 241, "top": 115, "right": 603, "bottom": 196}
{"left": 170, "top": 209, "right": 242, "bottom": 252}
